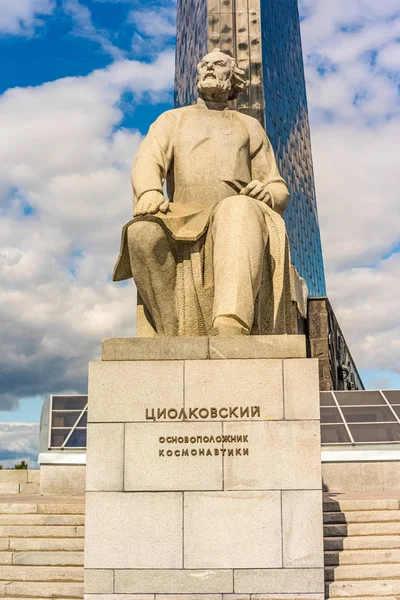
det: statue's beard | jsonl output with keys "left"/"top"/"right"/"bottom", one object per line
{"left": 198, "top": 76, "right": 232, "bottom": 97}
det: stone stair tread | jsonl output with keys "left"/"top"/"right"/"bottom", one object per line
{"left": 324, "top": 522, "right": 400, "bottom": 536}
{"left": 325, "top": 535, "right": 400, "bottom": 551}
{"left": 0, "top": 580, "right": 83, "bottom": 598}
{"left": 326, "top": 579, "right": 400, "bottom": 597}
{"left": 0, "top": 503, "right": 85, "bottom": 515}
{"left": 325, "top": 547, "right": 400, "bottom": 565}
{"left": 325, "top": 563, "right": 400, "bottom": 581}
{"left": 0, "top": 515, "right": 84, "bottom": 526}
{"left": 324, "top": 510, "right": 400, "bottom": 524}
{"left": 0, "top": 526, "right": 84, "bottom": 538}
{"left": 0, "top": 565, "right": 83, "bottom": 582}
{"left": 324, "top": 499, "right": 400, "bottom": 512}
{"left": 9, "top": 551, "right": 84, "bottom": 566}
{"left": 8, "top": 538, "right": 84, "bottom": 552}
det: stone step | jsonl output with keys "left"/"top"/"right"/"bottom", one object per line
{"left": 0, "top": 525, "right": 84, "bottom": 538}
{"left": 328, "top": 597, "right": 400, "bottom": 600}
{"left": 324, "top": 499, "right": 400, "bottom": 512}
{"left": 326, "top": 579, "right": 400, "bottom": 597}
{"left": 8, "top": 538, "right": 84, "bottom": 552}
{"left": 0, "top": 514, "right": 84, "bottom": 526}
{"left": 37, "top": 504, "right": 85, "bottom": 515}
{"left": 325, "top": 535, "right": 400, "bottom": 551}
{"left": 0, "top": 551, "right": 84, "bottom": 566}
{"left": 325, "top": 548, "right": 400, "bottom": 565}
{"left": 324, "top": 521, "right": 400, "bottom": 537}
{"left": 0, "top": 503, "right": 85, "bottom": 515}
{"left": 0, "top": 580, "right": 83, "bottom": 598}
{"left": 325, "top": 563, "right": 400, "bottom": 581}
{"left": 324, "top": 510, "right": 400, "bottom": 524}
{"left": 0, "top": 565, "right": 83, "bottom": 582}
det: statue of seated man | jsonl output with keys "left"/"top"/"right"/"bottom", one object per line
{"left": 113, "top": 49, "right": 293, "bottom": 337}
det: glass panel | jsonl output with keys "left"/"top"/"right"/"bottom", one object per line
{"left": 335, "top": 391, "right": 385, "bottom": 406}
{"left": 349, "top": 423, "right": 400, "bottom": 443}
{"left": 52, "top": 396, "right": 87, "bottom": 410}
{"left": 321, "top": 425, "right": 351, "bottom": 444}
{"left": 320, "top": 392, "right": 335, "bottom": 407}
{"left": 320, "top": 407, "right": 343, "bottom": 424}
{"left": 341, "top": 406, "right": 396, "bottom": 423}
{"left": 52, "top": 412, "right": 84, "bottom": 428}
{"left": 65, "top": 429, "right": 87, "bottom": 448}
{"left": 382, "top": 391, "right": 400, "bottom": 406}
{"left": 393, "top": 406, "right": 400, "bottom": 419}
{"left": 76, "top": 411, "right": 87, "bottom": 427}
{"left": 51, "top": 429, "right": 70, "bottom": 448}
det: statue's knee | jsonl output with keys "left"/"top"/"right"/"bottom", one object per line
{"left": 216, "top": 195, "right": 256, "bottom": 220}
{"left": 127, "top": 221, "right": 165, "bottom": 258}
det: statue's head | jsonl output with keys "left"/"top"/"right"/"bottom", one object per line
{"left": 196, "top": 49, "right": 246, "bottom": 101}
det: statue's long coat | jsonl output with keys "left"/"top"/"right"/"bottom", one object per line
{"left": 114, "top": 98, "right": 294, "bottom": 336}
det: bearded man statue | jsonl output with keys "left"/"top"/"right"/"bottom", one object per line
{"left": 113, "top": 49, "right": 294, "bottom": 337}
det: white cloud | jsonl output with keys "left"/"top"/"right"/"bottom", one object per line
{"left": 0, "top": 51, "right": 175, "bottom": 408}
{"left": 0, "top": 0, "right": 54, "bottom": 36}
{"left": 128, "top": 7, "right": 176, "bottom": 38}
{"left": 300, "top": 0, "right": 400, "bottom": 381}
{"left": 0, "top": 423, "right": 39, "bottom": 468}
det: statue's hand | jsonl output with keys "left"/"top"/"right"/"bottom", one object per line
{"left": 134, "top": 191, "right": 169, "bottom": 216}
{"left": 240, "top": 180, "right": 272, "bottom": 207}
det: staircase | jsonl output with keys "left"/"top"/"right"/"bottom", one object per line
{"left": 0, "top": 499, "right": 84, "bottom": 598}
{"left": 324, "top": 497, "right": 400, "bottom": 599}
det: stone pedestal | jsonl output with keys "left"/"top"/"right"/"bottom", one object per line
{"left": 84, "top": 336, "right": 324, "bottom": 600}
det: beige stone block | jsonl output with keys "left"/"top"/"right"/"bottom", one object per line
{"left": 27, "top": 470, "right": 40, "bottom": 484}
{"left": 157, "top": 596, "right": 222, "bottom": 600}
{"left": 224, "top": 421, "right": 322, "bottom": 490}
{"left": 19, "top": 482, "right": 40, "bottom": 494}
{"left": 103, "top": 337, "right": 209, "bottom": 361}
{"left": 88, "top": 361, "right": 184, "bottom": 422}
{"left": 209, "top": 336, "right": 306, "bottom": 360}
{"left": 185, "top": 360, "right": 283, "bottom": 421}
{"left": 0, "top": 483, "right": 19, "bottom": 494}
{"left": 86, "top": 423, "right": 124, "bottom": 492}
{"left": 282, "top": 490, "right": 324, "bottom": 568}
{"left": 40, "top": 465, "right": 85, "bottom": 496}
{"left": 84, "top": 569, "right": 113, "bottom": 594}
{"left": 124, "top": 422, "right": 223, "bottom": 491}
{"left": 115, "top": 570, "right": 233, "bottom": 594}
{"left": 0, "top": 470, "right": 28, "bottom": 483}
{"left": 251, "top": 596, "right": 324, "bottom": 600}
{"left": 85, "top": 596, "right": 155, "bottom": 600}
{"left": 283, "top": 359, "right": 320, "bottom": 420}
{"left": 84, "top": 492, "right": 182, "bottom": 569}
{"left": 223, "top": 595, "right": 250, "bottom": 600}
{"left": 184, "top": 491, "right": 282, "bottom": 568}
{"left": 102, "top": 337, "right": 208, "bottom": 361}
{"left": 234, "top": 569, "right": 325, "bottom": 594}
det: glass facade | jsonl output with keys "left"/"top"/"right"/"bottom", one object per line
{"left": 174, "top": 0, "right": 327, "bottom": 297}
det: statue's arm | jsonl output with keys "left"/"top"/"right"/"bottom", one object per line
{"left": 249, "top": 120, "right": 290, "bottom": 216}
{"left": 131, "top": 111, "right": 176, "bottom": 208}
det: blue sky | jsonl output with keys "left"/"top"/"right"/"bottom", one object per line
{"left": 0, "top": 0, "right": 399, "bottom": 466}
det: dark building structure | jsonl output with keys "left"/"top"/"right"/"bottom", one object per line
{"left": 174, "top": 0, "right": 363, "bottom": 390}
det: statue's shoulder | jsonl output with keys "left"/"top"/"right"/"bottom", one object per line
{"left": 151, "top": 105, "right": 196, "bottom": 127}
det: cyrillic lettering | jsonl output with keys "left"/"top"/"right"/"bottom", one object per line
{"left": 206, "top": 449, "right": 212, "bottom": 456}
{"left": 167, "top": 409, "right": 178, "bottom": 419}
{"left": 178, "top": 409, "right": 187, "bottom": 421}
{"left": 189, "top": 408, "right": 198, "bottom": 419}
{"left": 159, "top": 449, "right": 164, "bottom": 457}
{"left": 159, "top": 437, "right": 165, "bottom": 444}
{"left": 199, "top": 408, "right": 209, "bottom": 419}
{"left": 228, "top": 449, "right": 234, "bottom": 456}
{"left": 167, "top": 450, "right": 173, "bottom": 456}
{"left": 243, "top": 435, "right": 249, "bottom": 443}
{"left": 178, "top": 437, "right": 184, "bottom": 443}
{"left": 252, "top": 406, "right": 261, "bottom": 417}
{"left": 243, "top": 448, "right": 249, "bottom": 456}
{"left": 199, "top": 449, "right": 205, "bottom": 456}
{"left": 229, "top": 407, "right": 238, "bottom": 418}
{"left": 175, "top": 450, "right": 180, "bottom": 457}
{"left": 240, "top": 407, "right": 250, "bottom": 418}
{"left": 190, "top": 437, "right": 196, "bottom": 443}
{"left": 191, "top": 449, "right": 197, "bottom": 456}
{"left": 211, "top": 408, "right": 218, "bottom": 419}
{"left": 145, "top": 409, "right": 155, "bottom": 421}
{"left": 216, "top": 436, "right": 222, "bottom": 443}
{"left": 182, "top": 449, "right": 189, "bottom": 456}
{"left": 219, "top": 408, "right": 228, "bottom": 418}
{"left": 157, "top": 408, "right": 167, "bottom": 419}
{"left": 236, "top": 448, "right": 242, "bottom": 456}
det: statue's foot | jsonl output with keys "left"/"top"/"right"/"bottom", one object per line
{"left": 210, "top": 316, "right": 250, "bottom": 337}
